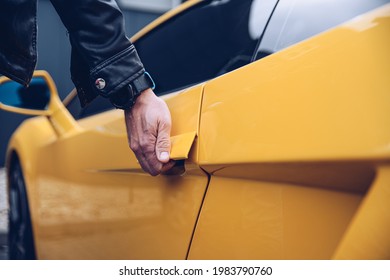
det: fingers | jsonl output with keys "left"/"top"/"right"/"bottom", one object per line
{"left": 124, "top": 89, "right": 174, "bottom": 176}
{"left": 161, "top": 160, "right": 176, "bottom": 173}
{"left": 128, "top": 118, "right": 163, "bottom": 176}
{"left": 131, "top": 140, "right": 162, "bottom": 176}
{"left": 134, "top": 139, "right": 171, "bottom": 176}
{"left": 156, "top": 121, "right": 171, "bottom": 164}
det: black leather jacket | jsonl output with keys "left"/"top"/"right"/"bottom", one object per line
{"left": 0, "top": 0, "right": 145, "bottom": 107}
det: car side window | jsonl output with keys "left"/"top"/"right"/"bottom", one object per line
{"left": 66, "top": 93, "right": 115, "bottom": 120}
{"left": 255, "top": 0, "right": 390, "bottom": 58}
{"left": 67, "top": 0, "right": 280, "bottom": 119}
{"left": 135, "top": 0, "right": 278, "bottom": 96}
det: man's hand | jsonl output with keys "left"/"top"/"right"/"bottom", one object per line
{"left": 124, "top": 88, "right": 175, "bottom": 176}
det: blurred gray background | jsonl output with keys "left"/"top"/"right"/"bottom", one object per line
{"left": 0, "top": 0, "right": 186, "bottom": 167}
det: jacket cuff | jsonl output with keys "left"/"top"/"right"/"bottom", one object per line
{"left": 0, "top": 44, "right": 36, "bottom": 87}
{"left": 89, "top": 45, "right": 145, "bottom": 98}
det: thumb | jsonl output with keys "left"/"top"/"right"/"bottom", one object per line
{"left": 156, "top": 123, "right": 171, "bottom": 163}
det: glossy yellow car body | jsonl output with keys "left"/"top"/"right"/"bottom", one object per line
{"left": 1, "top": 2, "right": 390, "bottom": 259}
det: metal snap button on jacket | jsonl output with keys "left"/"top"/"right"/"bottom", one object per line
{"left": 95, "top": 78, "right": 106, "bottom": 90}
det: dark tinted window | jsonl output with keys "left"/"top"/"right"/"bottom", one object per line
{"left": 256, "top": 0, "right": 390, "bottom": 58}
{"left": 135, "top": 0, "right": 278, "bottom": 95}
{"left": 67, "top": 0, "right": 279, "bottom": 119}
{"left": 65, "top": 93, "right": 113, "bottom": 120}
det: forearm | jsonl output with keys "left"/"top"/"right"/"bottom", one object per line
{"left": 50, "top": 0, "right": 145, "bottom": 100}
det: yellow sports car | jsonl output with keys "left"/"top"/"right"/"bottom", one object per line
{"left": 1, "top": 0, "right": 389, "bottom": 260}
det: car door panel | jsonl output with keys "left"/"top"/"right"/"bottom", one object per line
{"left": 32, "top": 85, "right": 209, "bottom": 259}
{"left": 189, "top": 176, "right": 363, "bottom": 259}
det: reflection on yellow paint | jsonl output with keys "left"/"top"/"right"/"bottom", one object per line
{"left": 37, "top": 178, "right": 163, "bottom": 226}
{"left": 189, "top": 176, "right": 363, "bottom": 260}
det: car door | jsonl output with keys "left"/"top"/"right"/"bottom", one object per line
{"left": 33, "top": 84, "right": 207, "bottom": 260}
{"left": 189, "top": 0, "right": 390, "bottom": 259}
{"left": 31, "top": 0, "right": 278, "bottom": 259}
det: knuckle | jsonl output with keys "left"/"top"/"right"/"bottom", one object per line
{"left": 129, "top": 141, "right": 140, "bottom": 152}
{"left": 137, "top": 138, "right": 148, "bottom": 149}
{"left": 159, "top": 119, "right": 171, "bottom": 130}
{"left": 142, "top": 127, "right": 152, "bottom": 135}
{"left": 157, "top": 138, "right": 170, "bottom": 149}
{"left": 139, "top": 140, "right": 155, "bottom": 152}
{"left": 147, "top": 159, "right": 163, "bottom": 176}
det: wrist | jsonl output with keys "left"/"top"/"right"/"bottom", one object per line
{"left": 109, "top": 72, "right": 155, "bottom": 110}
{"left": 136, "top": 88, "right": 154, "bottom": 103}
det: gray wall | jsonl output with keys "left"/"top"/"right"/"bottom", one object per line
{"left": 0, "top": 0, "right": 161, "bottom": 166}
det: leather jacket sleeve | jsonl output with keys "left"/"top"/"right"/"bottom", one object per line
{"left": 0, "top": 0, "right": 37, "bottom": 86}
{"left": 50, "top": 0, "right": 145, "bottom": 107}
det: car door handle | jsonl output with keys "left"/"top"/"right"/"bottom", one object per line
{"left": 169, "top": 131, "right": 197, "bottom": 160}
{"left": 162, "top": 131, "right": 197, "bottom": 176}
